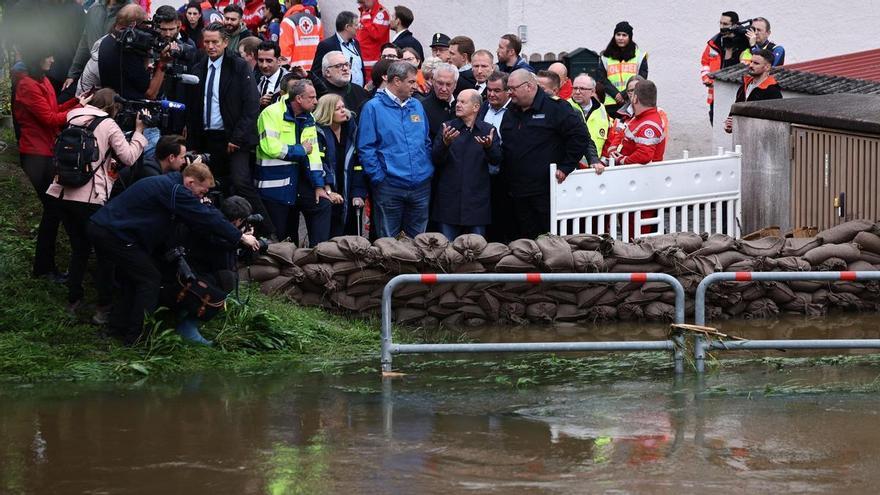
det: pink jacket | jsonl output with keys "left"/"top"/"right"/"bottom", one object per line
{"left": 47, "top": 106, "right": 147, "bottom": 206}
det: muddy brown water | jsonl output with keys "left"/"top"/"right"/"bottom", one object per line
{"left": 3, "top": 314, "right": 880, "bottom": 494}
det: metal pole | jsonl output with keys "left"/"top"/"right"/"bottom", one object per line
{"left": 380, "top": 277, "right": 402, "bottom": 373}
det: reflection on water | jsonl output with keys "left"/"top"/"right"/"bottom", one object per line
{"left": 3, "top": 314, "right": 880, "bottom": 494}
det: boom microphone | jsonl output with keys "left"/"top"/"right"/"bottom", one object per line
{"left": 175, "top": 73, "right": 200, "bottom": 86}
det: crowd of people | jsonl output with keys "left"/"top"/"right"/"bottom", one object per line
{"left": 2, "top": 0, "right": 785, "bottom": 345}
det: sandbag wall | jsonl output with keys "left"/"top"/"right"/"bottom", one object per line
{"left": 241, "top": 219, "right": 880, "bottom": 327}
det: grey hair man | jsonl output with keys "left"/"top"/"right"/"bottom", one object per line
{"left": 321, "top": 50, "right": 370, "bottom": 113}
{"left": 569, "top": 73, "right": 608, "bottom": 172}
{"left": 420, "top": 62, "right": 459, "bottom": 140}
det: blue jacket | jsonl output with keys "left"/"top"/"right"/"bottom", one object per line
{"left": 90, "top": 172, "right": 241, "bottom": 252}
{"left": 356, "top": 90, "right": 433, "bottom": 188}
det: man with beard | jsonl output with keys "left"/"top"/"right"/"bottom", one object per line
{"left": 724, "top": 49, "right": 781, "bottom": 133}
{"left": 319, "top": 51, "right": 370, "bottom": 114}
{"left": 223, "top": 4, "right": 256, "bottom": 57}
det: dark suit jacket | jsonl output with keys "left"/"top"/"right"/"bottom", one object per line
{"left": 186, "top": 54, "right": 260, "bottom": 149}
{"left": 418, "top": 91, "right": 455, "bottom": 141}
{"left": 392, "top": 30, "right": 424, "bottom": 61}
{"left": 454, "top": 69, "right": 476, "bottom": 96}
{"left": 311, "top": 33, "right": 367, "bottom": 83}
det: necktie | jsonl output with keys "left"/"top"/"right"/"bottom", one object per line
{"left": 205, "top": 64, "right": 216, "bottom": 129}
{"left": 260, "top": 75, "right": 270, "bottom": 95}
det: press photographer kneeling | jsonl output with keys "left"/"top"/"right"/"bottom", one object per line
{"left": 88, "top": 162, "right": 260, "bottom": 345}
{"left": 162, "top": 195, "right": 264, "bottom": 345}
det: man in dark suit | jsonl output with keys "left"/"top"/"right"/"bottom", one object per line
{"left": 311, "top": 11, "right": 366, "bottom": 87}
{"left": 418, "top": 63, "right": 457, "bottom": 141}
{"left": 389, "top": 5, "right": 424, "bottom": 61}
{"left": 185, "top": 22, "right": 274, "bottom": 236}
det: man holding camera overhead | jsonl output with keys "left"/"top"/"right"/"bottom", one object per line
{"left": 700, "top": 11, "right": 752, "bottom": 125}
{"left": 185, "top": 22, "right": 276, "bottom": 238}
{"left": 98, "top": 4, "right": 168, "bottom": 101}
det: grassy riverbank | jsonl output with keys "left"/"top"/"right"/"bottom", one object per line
{"left": 0, "top": 129, "right": 409, "bottom": 383}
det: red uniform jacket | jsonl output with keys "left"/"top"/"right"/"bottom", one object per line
{"left": 618, "top": 107, "right": 666, "bottom": 165}
{"left": 356, "top": 1, "right": 390, "bottom": 78}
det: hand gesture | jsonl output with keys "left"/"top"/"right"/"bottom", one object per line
{"left": 260, "top": 93, "right": 273, "bottom": 108}
{"left": 592, "top": 163, "right": 606, "bottom": 175}
{"left": 329, "top": 191, "right": 345, "bottom": 204}
{"left": 474, "top": 127, "right": 495, "bottom": 149}
{"left": 315, "top": 187, "right": 331, "bottom": 204}
{"left": 614, "top": 92, "right": 625, "bottom": 104}
{"left": 135, "top": 110, "right": 151, "bottom": 132}
{"left": 555, "top": 169, "right": 567, "bottom": 184}
{"left": 241, "top": 233, "right": 260, "bottom": 251}
{"left": 302, "top": 139, "right": 313, "bottom": 154}
{"left": 352, "top": 197, "right": 365, "bottom": 208}
{"left": 746, "top": 28, "right": 757, "bottom": 46}
{"left": 441, "top": 123, "right": 460, "bottom": 146}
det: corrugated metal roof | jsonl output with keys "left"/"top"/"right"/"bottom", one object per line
{"left": 785, "top": 48, "right": 880, "bottom": 82}
{"left": 712, "top": 65, "right": 880, "bottom": 96}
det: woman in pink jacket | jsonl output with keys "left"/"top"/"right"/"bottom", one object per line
{"left": 47, "top": 88, "right": 148, "bottom": 322}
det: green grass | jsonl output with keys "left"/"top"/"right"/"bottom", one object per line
{"left": 0, "top": 139, "right": 416, "bottom": 383}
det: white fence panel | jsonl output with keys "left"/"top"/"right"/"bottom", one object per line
{"left": 550, "top": 149, "right": 742, "bottom": 242}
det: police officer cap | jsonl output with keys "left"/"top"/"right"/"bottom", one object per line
{"left": 430, "top": 33, "right": 451, "bottom": 48}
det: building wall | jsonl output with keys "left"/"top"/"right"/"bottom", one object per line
{"left": 733, "top": 116, "right": 791, "bottom": 233}
{"left": 713, "top": 81, "right": 803, "bottom": 152}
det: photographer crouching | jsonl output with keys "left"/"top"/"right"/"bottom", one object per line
{"left": 88, "top": 162, "right": 260, "bottom": 345}
{"left": 163, "top": 195, "right": 265, "bottom": 345}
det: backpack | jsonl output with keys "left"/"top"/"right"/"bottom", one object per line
{"left": 53, "top": 116, "right": 109, "bottom": 187}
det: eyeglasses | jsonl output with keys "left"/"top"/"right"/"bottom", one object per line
{"left": 327, "top": 62, "right": 351, "bottom": 70}
{"left": 572, "top": 86, "right": 595, "bottom": 92}
{"left": 381, "top": 54, "right": 399, "bottom": 60}
{"left": 507, "top": 80, "right": 530, "bottom": 92}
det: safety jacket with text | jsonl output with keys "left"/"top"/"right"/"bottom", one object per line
{"left": 618, "top": 107, "right": 667, "bottom": 165}
{"left": 601, "top": 48, "right": 647, "bottom": 106}
{"left": 255, "top": 97, "right": 325, "bottom": 205}
{"left": 568, "top": 98, "right": 609, "bottom": 166}
{"left": 279, "top": 4, "right": 323, "bottom": 70}
{"left": 700, "top": 35, "right": 751, "bottom": 105}
{"left": 356, "top": 1, "right": 390, "bottom": 76}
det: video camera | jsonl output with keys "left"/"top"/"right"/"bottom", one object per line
{"left": 184, "top": 151, "right": 211, "bottom": 166}
{"left": 720, "top": 18, "right": 754, "bottom": 36}
{"left": 164, "top": 246, "right": 196, "bottom": 282}
{"left": 120, "top": 22, "right": 168, "bottom": 58}
{"left": 243, "top": 214, "right": 271, "bottom": 254}
{"left": 114, "top": 95, "right": 186, "bottom": 129}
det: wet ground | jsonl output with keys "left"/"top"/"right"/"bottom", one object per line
{"left": 3, "top": 314, "right": 880, "bottom": 494}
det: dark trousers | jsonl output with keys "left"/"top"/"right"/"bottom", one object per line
{"left": 487, "top": 175, "right": 515, "bottom": 243}
{"left": 512, "top": 193, "right": 551, "bottom": 240}
{"left": 200, "top": 132, "right": 276, "bottom": 236}
{"left": 20, "top": 154, "right": 63, "bottom": 276}
{"left": 59, "top": 201, "right": 112, "bottom": 305}
{"left": 263, "top": 195, "right": 332, "bottom": 246}
{"left": 88, "top": 222, "right": 161, "bottom": 342}
{"left": 329, "top": 203, "right": 363, "bottom": 238}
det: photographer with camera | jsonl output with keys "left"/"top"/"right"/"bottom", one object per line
{"left": 163, "top": 195, "right": 261, "bottom": 345}
{"left": 700, "top": 11, "right": 753, "bottom": 125}
{"left": 47, "top": 88, "right": 148, "bottom": 322}
{"left": 88, "top": 162, "right": 260, "bottom": 345}
{"left": 114, "top": 135, "right": 197, "bottom": 196}
{"left": 153, "top": 5, "right": 200, "bottom": 136}
{"left": 97, "top": 4, "right": 169, "bottom": 102}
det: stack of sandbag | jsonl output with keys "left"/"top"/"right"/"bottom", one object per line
{"left": 247, "top": 220, "right": 880, "bottom": 327}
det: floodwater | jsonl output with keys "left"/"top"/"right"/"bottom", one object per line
{"left": 4, "top": 315, "right": 880, "bottom": 494}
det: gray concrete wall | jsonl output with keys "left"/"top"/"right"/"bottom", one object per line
{"left": 733, "top": 116, "right": 791, "bottom": 233}
{"left": 713, "top": 81, "right": 804, "bottom": 152}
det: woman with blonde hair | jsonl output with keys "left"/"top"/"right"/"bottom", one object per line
{"left": 313, "top": 94, "right": 367, "bottom": 237}
{"left": 47, "top": 87, "right": 148, "bottom": 322}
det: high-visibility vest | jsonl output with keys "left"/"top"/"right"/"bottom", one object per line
{"left": 279, "top": 5, "right": 323, "bottom": 70}
{"left": 255, "top": 97, "right": 324, "bottom": 205}
{"left": 601, "top": 48, "right": 646, "bottom": 106}
{"left": 568, "top": 98, "right": 609, "bottom": 164}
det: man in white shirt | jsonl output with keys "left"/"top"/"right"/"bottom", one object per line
{"left": 256, "top": 40, "right": 289, "bottom": 109}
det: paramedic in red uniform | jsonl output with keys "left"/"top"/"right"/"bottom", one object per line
{"left": 609, "top": 79, "right": 665, "bottom": 166}
{"left": 356, "top": 0, "right": 390, "bottom": 79}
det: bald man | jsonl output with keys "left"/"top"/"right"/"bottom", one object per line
{"left": 431, "top": 88, "right": 502, "bottom": 240}
{"left": 549, "top": 62, "right": 572, "bottom": 99}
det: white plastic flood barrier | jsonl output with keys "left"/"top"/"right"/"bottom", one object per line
{"left": 550, "top": 147, "right": 742, "bottom": 242}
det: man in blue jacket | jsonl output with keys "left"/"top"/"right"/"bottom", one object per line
{"left": 88, "top": 163, "right": 260, "bottom": 345}
{"left": 357, "top": 61, "right": 433, "bottom": 238}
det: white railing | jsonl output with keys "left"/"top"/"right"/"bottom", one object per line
{"left": 550, "top": 147, "right": 742, "bottom": 242}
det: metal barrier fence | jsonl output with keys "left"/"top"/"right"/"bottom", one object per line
{"left": 550, "top": 147, "right": 742, "bottom": 241}
{"left": 693, "top": 271, "right": 880, "bottom": 372}
{"left": 381, "top": 273, "right": 687, "bottom": 374}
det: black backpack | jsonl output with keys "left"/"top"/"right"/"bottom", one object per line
{"left": 53, "top": 116, "right": 109, "bottom": 187}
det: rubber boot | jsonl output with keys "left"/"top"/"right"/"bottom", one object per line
{"left": 176, "top": 316, "right": 213, "bottom": 346}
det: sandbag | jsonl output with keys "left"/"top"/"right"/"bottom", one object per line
{"left": 544, "top": 290, "right": 578, "bottom": 305}
{"left": 331, "top": 292, "right": 360, "bottom": 312}
{"left": 644, "top": 301, "right": 676, "bottom": 322}
{"left": 817, "top": 219, "right": 874, "bottom": 244}
{"left": 356, "top": 296, "right": 381, "bottom": 312}
{"left": 347, "top": 268, "right": 386, "bottom": 287}
{"left": 803, "top": 243, "right": 861, "bottom": 265}
{"left": 335, "top": 236, "right": 372, "bottom": 260}
{"left": 611, "top": 262, "right": 666, "bottom": 273}
{"left": 246, "top": 264, "right": 281, "bottom": 282}
{"left": 438, "top": 246, "right": 466, "bottom": 270}
{"left": 556, "top": 304, "right": 590, "bottom": 322}
{"left": 572, "top": 250, "right": 605, "bottom": 272}
{"left": 773, "top": 256, "right": 811, "bottom": 272}
{"left": 331, "top": 260, "right": 368, "bottom": 276}
{"left": 833, "top": 282, "right": 866, "bottom": 295}
{"left": 303, "top": 263, "right": 337, "bottom": 291}
{"left": 478, "top": 292, "right": 501, "bottom": 321}
{"left": 674, "top": 255, "right": 720, "bottom": 277}
{"left": 299, "top": 292, "right": 324, "bottom": 307}
{"left": 495, "top": 254, "right": 539, "bottom": 273}
{"left": 509, "top": 239, "right": 543, "bottom": 265}
{"left": 854, "top": 231, "right": 880, "bottom": 255}
{"left": 782, "top": 237, "right": 822, "bottom": 257}
{"left": 537, "top": 235, "right": 574, "bottom": 272}
{"left": 261, "top": 275, "right": 293, "bottom": 295}
{"left": 395, "top": 308, "right": 427, "bottom": 325}
{"left": 452, "top": 283, "right": 475, "bottom": 299}
{"left": 454, "top": 262, "right": 488, "bottom": 274}
{"left": 347, "top": 282, "right": 382, "bottom": 297}
{"left": 848, "top": 260, "right": 877, "bottom": 271}
{"left": 861, "top": 251, "right": 880, "bottom": 264}
{"left": 452, "top": 234, "right": 488, "bottom": 261}
{"left": 402, "top": 296, "right": 427, "bottom": 309}
{"left": 565, "top": 233, "right": 612, "bottom": 253}
{"left": 611, "top": 242, "right": 654, "bottom": 264}
{"left": 743, "top": 298, "right": 779, "bottom": 319}
{"left": 726, "top": 258, "right": 766, "bottom": 273}
{"left": 375, "top": 237, "right": 421, "bottom": 264}
{"left": 653, "top": 246, "right": 687, "bottom": 267}
{"left": 818, "top": 257, "right": 847, "bottom": 271}
{"left": 624, "top": 290, "right": 663, "bottom": 305}
{"left": 395, "top": 283, "right": 430, "bottom": 299}
{"left": 252, "top": 254, "right": 280, "bottom": 267}
{"left": 587, "top": 305, "right": 618, "bottom": 321}
{"left": 736, "top": 236, "right": 785, "bottom": 257}
{"left": 477, "top": 243, "right": 511, "bottom": 264}
{"left": 414, "top": 232, "right": 450, "bottom": 263}
{"left": 828, "top": 292, "right": 864, "bottom": 310}
{"left": 693, "top": 233, "right": 736, "bottom": 256}
{"left": 789, "top": 280, "right": 826, "bottom": 293}
{"left": 617, "top": 302, "right": 644, "bottom": 321}
{"left": 500, "top": 302, "right": 527, "bottom": 324}
{"left": 439, "top": 291, "right": 468, "bottom": 309}
{"left": 266, "top": 242, "right": 297, "bottom": 265}
{"left": 714, "top": 250, "right": 752, "bottom": 269}
{"left": 763, "top": 281, "right": 796, "bottom": 304}
{"left": 314, "top": 241, "right": 349, "bottom": 263}
{"left": 427, "top": 304, "right": 456, "bottom": 319}
{"left": 284, "top": 285, "right": 303, "bottom": 302}
{"left": 293, "top": 248, "right": 319, "bottom": 267}
{"left": 576, "top": 286, "right": 609, "bottom": 308}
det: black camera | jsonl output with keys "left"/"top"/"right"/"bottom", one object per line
{"left": 119, "top": 22, "right": 168, "bottom": 58}
{"left": 184, "top": 151, "right": 211, "bottom": 166}
{"left": 721, "top": 19, "right": 753, "bottom": 36}
{"left": 114, "top": 95, "right": 186, "bottom": 129}
{"left": 164, "top": 246, "right": 196, "bottom": 282}
{"left": 242, "top": 214, "right": 270, "bottom": 255}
